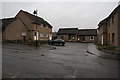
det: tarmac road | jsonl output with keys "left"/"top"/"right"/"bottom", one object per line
{"left": 2, "top": 42, "right": 119, "bottom": 78}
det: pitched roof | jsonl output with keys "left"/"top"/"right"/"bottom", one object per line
{"left": 57, "top": 28, "right": 78, "bottom": 35}
{"left": 108, "top": 5, "right": 120, "bottom": 19}
{"left": 98, "top": 5, "right": 120, "bottom": 29}
{"left": 98, "top": 18, "right": 107, "bottom": 28}
{"left": 20, "top": 10, "right": 53, "bottom": 28}
{"left": 1, "top": 18, "right": 16, "bottom": 31}
{"left": 77, "top": 29, "right": 97, "bottom": 36}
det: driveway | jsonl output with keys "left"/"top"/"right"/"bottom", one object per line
{"left": 2, "top": 42, "right": 119, "bottom": 78}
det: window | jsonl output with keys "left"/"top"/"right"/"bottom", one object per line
{"left": 89, "top": 36, "right": 94, "bottom": 40}
{"left": 80, "top": 36, "right": 85, "bottom": 41}
{"left": 109, "top": 20, "right": 110, "bottom": 27}
{"left": 112, "top": 33, "right": 115, "bottom": 42}
{"left": 112, "top": 16, "right": 114, "bottom": 23}
{"left": 40, "top": 24, "right": 43, "bottom": 27}
{"left": 109, "top": 33, "right": 110, "bottom": 42}
{"left": 68, "top": 35, "right": 71, "bottom": 40}
{"left": 22, "top": 32, "right": 26, "bottom": 36}
{"left": 46, "top": 33, "right": 48, "bottom": 38}
{"left": 40, "top": 32, "right": 43, "bottom": 37}
{"left": 46, "top": 26, "right": 48, "bottom": 29}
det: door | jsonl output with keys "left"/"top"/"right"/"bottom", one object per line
{"left": 49, "top": 34, "right": 52, "bottom": 40}
{"left": 68, "top": 35, "right": 71, "bottom": 40}
{"left": 34, "top": 32, "right": 38, "bottom": 40}
{"left": 101, "top": 35, "right": 103, "bottom": 45}
{"left": 23, "top": 36, "right": 26, "bottom": 41}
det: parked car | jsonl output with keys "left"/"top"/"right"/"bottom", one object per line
{"left": 48, "top": 39, "right": 65, "bottom": 46}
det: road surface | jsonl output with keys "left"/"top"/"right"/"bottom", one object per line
{"left": 2, "top": 42, "right": 119, "bottom": 78}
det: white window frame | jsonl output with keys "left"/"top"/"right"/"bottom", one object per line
{"left": 22, "top": 32, "right": 26, "bottom": 36}
{"left": 89, "top": 36, "right": 94, "bottom": 40}
{"left": 40, "top": 24, "right": 44, "bottom": 27}
{"left": 40, "top": 32, "right": 43, "bottom": 38}
{"left": 46, "top": 33, "right": 48, "bottom": 38}
{"left": 46, "top": 25, "right": 48, "bottom": 29}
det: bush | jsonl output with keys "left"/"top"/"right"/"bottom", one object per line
{"left": 96, "top": 45, "right": 117, "bottom": 50}
{"left": 103, "top": 46, "right": 117, "bottom": 50}
{"left": 95, "top": 43, "right": 101, "bottom": 46}
{"left": 97, "top": 46, "right": 103, "bottom": 50}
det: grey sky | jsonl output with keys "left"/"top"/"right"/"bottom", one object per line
{"left": 1, "top": 1, "right": 119, "bottom": 32}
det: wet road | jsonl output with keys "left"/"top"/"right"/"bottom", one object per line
{"left": 2, "top": 42, "right": 119, "bottom": 78}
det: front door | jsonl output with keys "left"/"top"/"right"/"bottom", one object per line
{"left": 68, "top": 35, "right": 71, "bottom": 40}
{"left": 80, "top": 36, "right": 85, "bottom": 42}
{"left": 101, "top": 35, "right": 103, "bottom": 45}
{"left": 34, "top": 32, "right": 38, "bottom": 40}
{"left": 49, "top": 34, "right": 52, "bottom": 40}
{"left": 23, "top": 36, "right": 26, "bottom": 41}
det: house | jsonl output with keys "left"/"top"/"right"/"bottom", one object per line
{"left": 2, "top": 10, "right": 53, "bottom": 42}
{"left": 98, "top": 19, "right": 107, "bottom": 46}
{"left": 57, "top": 28, "right": 97, "bottom": 43}
{"left": 98, "top": 5, "right": 120, "bottom": 50}
{"left": 57, "top": 28, "right": 78, "bottom": 42}
{"left": 77, "top": 29, "right": 97, "bottom": 43}
{"left": 2, "top": 18, "right": 26, "bottom": 42}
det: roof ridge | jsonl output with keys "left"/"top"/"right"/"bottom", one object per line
{"left": 78, "top": 29, "right": 97, "bottom": 30}
{"left": 3, "top": 17, "right": 16, "bottom": 20}
{"left": 59, "top": 28, "right": 78, "bottom": 29}
{"left": 20, "top": 10, "right": 44, "bottom": 20}
{"left": 20, "top": 10, "right": 52, "bottom": 28}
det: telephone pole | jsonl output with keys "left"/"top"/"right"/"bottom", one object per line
{"left": 33, "top": 10, "right": 38, "bottom": 46}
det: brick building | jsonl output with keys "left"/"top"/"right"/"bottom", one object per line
{"left": 2, "top": 10, "right": 53, "bottom": 42}
{"left": 98, "top": 5, "right": 120, "bottom": 49}
{"left": 57, "top": 28, "right": 97, "bottom": 43}
{"left": 77, "top": 29, "right": 97, "bottom": 43}
{"left": 57, "top": 28, "right": 78, "bottom": 42}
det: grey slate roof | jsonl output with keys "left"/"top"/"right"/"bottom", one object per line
{"left": 57, "top": 28, "right": 97, "bottom": 36}
{"left": 21, "top": 10, "right": 53, "bottom": 28}
{"left": 77, "top": 29, "right": 97, "bottom": 36}
{"left": 57, "top": 28, "right": 78, "bottom": 35}
{"left": 1, "top": 18, "right": 16, "bottom": 31}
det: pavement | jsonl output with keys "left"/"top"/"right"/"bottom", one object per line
{"left": 87, "top": 43, "right": 119, "bottom": 60}
{"left": 2, "top": 42, "right": 119, "bottom": 78}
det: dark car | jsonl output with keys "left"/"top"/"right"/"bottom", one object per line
{"left": 48, "top": 39, "right": 65, "bottom": 46}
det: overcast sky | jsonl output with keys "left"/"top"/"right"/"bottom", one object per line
{"left": 0, "top": 0, "right": 119, "bottom": 32}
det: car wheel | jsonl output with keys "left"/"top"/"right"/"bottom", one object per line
{"left": 62, "top": 43, "right": 64, "bottom": 46}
